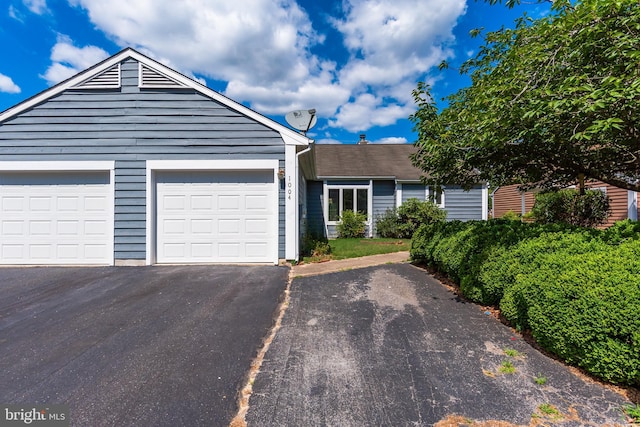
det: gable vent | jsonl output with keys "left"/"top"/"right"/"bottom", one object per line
{"left": 72, "top": 64, "right": 121, "bottom": 89}
{"left": 139, "top": 63, "right": 189, "bottom": 88}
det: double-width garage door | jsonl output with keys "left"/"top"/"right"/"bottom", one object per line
{"left": 155, "top": 170, "right": 278, "bottom": 264}
{"left": 0, "top": 172, "right": 112, "bottom": 265}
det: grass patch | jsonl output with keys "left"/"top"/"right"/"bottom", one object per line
{"left": 536, "top": 403, "right": 562, "bottom": 420}
{"left": 498, "top": 360, "right": 516, "bottom": 374}
{"left": 623, "top": 404, "right": 640, "bottom": 423}
{"left": 534, "top": 375, "right": 547, "bottom": 386}
{"left": 303, "top": 238, "right": 410, "bottom": 263}
{"left": 503, "top": 348, "right": 521, "bottom": 358}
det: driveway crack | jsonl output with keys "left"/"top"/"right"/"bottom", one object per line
{"left": 229, "top": 268, "right": 293, "bottom": 427}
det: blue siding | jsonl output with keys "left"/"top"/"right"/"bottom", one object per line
{"left": 373, "top": 180, "right": 396, "bottom": 237}
{"left": 402, "top": 183, "right": 426, "bottom": 203}
{"left": 115, "top": 160, "right": 146, "bottom": 259}
{"left": 306, "top": 181, "right": 325, "bottom": 238}
{"left": 0, "top": 58, "right": 287, "bottom": 261}
{"left": 445, "top": 185, "right": 485, "bottom": 221}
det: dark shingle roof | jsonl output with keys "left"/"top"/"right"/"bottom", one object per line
{"left": 315, "top": 144, "right": 424, "bottom": 181}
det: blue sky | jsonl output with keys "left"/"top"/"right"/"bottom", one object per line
{"left": 0, "top": 0, "right": 549, "bottom": 144}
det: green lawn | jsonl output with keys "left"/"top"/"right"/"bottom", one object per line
{"left": 303, "top": 238, "right": 411, "bottom": 263}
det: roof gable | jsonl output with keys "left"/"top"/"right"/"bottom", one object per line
{"left": 0, "top": 48, "right": 310, "bottom": 146}
{"left": 315, "top": 144, "right": 424, "bottom": 181}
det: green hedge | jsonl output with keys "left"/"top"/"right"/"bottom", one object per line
{"left": 411, "top": 219, "right": 640, "bottom": 386}
{"left": 412, "top": 220, "right": 579, "bottom": 304}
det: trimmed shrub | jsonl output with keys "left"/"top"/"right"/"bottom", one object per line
{"left": 412, "top": 219, "right": 577, "bottom": 304}
{"left": 497, "top": 237, "right": 640, "bottom": 385}
{"left": 336, "top": 210, "right": 367, "bottom": 238}
{"left": 601, "top": 219, "right": 640, "bottom": 244}
{"left": 530, "top": 189, "right": 611, "bottom": 227}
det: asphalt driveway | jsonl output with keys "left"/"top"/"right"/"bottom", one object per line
{"left": 0, "top": 265, "right": 288, "bottom": 426}
{"left": 247, "top": 263, "right": 634, "bottom": 426}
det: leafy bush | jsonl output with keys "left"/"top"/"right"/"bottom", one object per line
{"left": 311, "top": 240, "right": 331, "bottom": 258}
{"left": 530, "top": 189, "right": 611, "bottom": 227}
{"left": 497, "top": 236, "right": 640, "bottom": 385}
{"left": 375, "top": 198, "right": 446, "bottom": 238}
{"left": 336, "top": 210, "right": 367, "bottom": 238}
{"left": 301, "top": 229, "right": 329, "bottom": 258}
{"left": 601, "top": 219, "right": 640, "bottom": 244}
{"left": 396, "top": 198, "right": 446, "bottom": 238}
{"left": 375, "top": 208, "right": 400, "bottom": 238}
{"left": 501, "top": 210, "right": 521, "bottom": 221}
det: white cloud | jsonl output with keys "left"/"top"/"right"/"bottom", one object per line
{"left": 23, "top": 0, "right": 48, "bottom": 14}
{"left": 66, "top": 0, "right": 466, "bottom": 133}
{"left": 9, "top": 5, "right": 23, "bottom": 21}
{"left": 0, "top": 73, "right": 21, "bottom": 94}
{"left": 42, "top": 36, "right": 110, "bottom": 85}
{"left": 316, "top": 138, "right": 343, "bottom": 144}
{"left": 329, "top": 93, "right": 415, "bottom": 132}
{"left": 371, "top": 137, "right": 409, "bottom": 144}
{"left": 329, "top": 0, "right": 466, "bottom": 131}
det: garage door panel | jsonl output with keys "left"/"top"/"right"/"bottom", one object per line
{"left": 218, "top": 195, "right": 240, "bottom": 210}
{"left": 246, "top": 242, "right": 268, "bottom": 258}
{"left": 191, "top": 219, "right": 214, "bottom": 234}
{"left": 156, "top": 170, "right": 277, "bottom": 264}
{"left": 0, "top": 172, "right": 112, "bottom": 265}
{"left": 219, "top": 219, "right": 240, "bottom": 234}
{"left": 191, "top": 195, "right": 213, "bottom": 210}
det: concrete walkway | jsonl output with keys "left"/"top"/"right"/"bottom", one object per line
{"left": 291, "top": 251, "right": 410, "bottom": 277}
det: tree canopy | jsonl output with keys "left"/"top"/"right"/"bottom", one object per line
{"left": 411, "top": 0, "right": 640, "bottom": 192}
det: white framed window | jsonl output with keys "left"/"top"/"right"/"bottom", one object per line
{"left": 427, "top": 186, "right": 445, "bottom": 208}
{"left": 325, "top": 182, "right": 372, "bottom": 224}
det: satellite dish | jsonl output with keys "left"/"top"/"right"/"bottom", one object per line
{"left": 286, "top": 109, "right": 317, "bottom": 134}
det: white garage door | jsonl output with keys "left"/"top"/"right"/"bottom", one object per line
{"left": 0, "top": 172, "right": 113, "bottom": 265}
{"left": 156, "top": 170, "right": 278, "bottom": 264}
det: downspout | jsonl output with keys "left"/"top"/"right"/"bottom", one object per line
{"left": 490, "top": 186, "right": 499, "bottom": 220}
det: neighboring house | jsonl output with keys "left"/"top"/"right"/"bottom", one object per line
{"left": 304, "top": 142, "right": 488, "bottom": 238}
{"left": 492, "top": 182, "right": 639, "bottom": 227}
{"left": 0, "top": 48, "right": 312, "bottom": 265}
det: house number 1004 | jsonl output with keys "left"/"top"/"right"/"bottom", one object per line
{"left": 287, "top": 176, "right": 293, "bottom": 200}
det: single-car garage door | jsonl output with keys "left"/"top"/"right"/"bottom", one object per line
{"left": 0, "top": 171, "right": 113, "bottom": 265}
{"left": 155, "top": 170, "right": 278, "bottom": 264}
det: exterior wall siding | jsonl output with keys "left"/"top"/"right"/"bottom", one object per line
{"left": 585, "top": 181, "right": 629, "bottom": 228}
{"left": 493, "top": 184, "right": 522, "bottom": 218}
{"left": 444, "top": 185, "right": 484, "bottom": 221}
{"left": 373, "top": 180, "right": 396, "bottom": 237}
{"left": 401, "top": 183, "right": 425, "bottom": 203}
{"left": 114, "top": 160, "right": 146, "bottom": 259}
{"left": 306, "top": 181, "right": 325, "bottom": 237}
{"left": 0, "top": 58, "right": 287, "bottom": 260}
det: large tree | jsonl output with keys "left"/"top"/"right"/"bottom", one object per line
{"left": 411, "top": 0, "right": 640, "bottom": 192}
